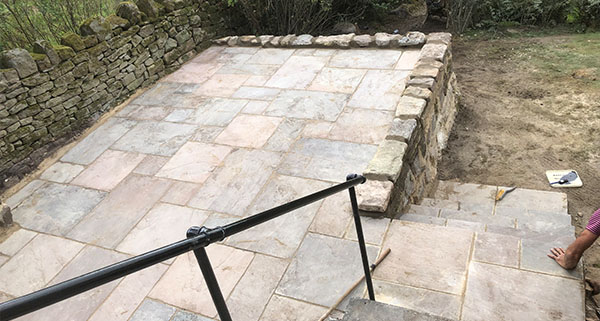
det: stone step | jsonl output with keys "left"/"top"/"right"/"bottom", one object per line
{"left": 434, "top": 181, "right": 568, "bottom": 215}
{"left": 400, "top": 204, "right": 573, "bottom": 236}
{"left": 342, "top": 298, "right": 454, "bottom": 321}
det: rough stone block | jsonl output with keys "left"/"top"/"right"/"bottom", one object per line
{"left": 0, "top": 49, "right": 38, "bottom": 78}
{"left": 396, "top": 31, "right": 426, "bottom": 47}
{"left": 0, "top": 203, "right": 12, "bottom": 227}
{"left": 420, "top": 43, "right": 448, "bottom": 62}
{"left": 352, "top": 34, "right": 373, "bottom": 47}
{"left": 427, "top": 32, "right": 452, "bottom": 45}
{"left": 116, "top": 2, "right": 142, "bottom": 25}
{"left": 407, "top": 76, "right": 435, "bottom": 89}
{"left": 80, "top": 16, "right": 111, "bottom": 37}
{"left": 292, "top": 34, "right": 314, "bottom": 46}
{"left": 403, "top": 86, "right": 432, "bottom": 101}
{"left": 396, "top": 96, "right": 427, "bottom": 119}
{"left": 280, "top": 34, "right": 297, "bottom": 47}
{"left": 411, "top": 60, "right": 443, "bottom": 78}
{"left": 387, "top": 118, "right": 417, "bottom": 143}
{"left": 357, "top": 180, "right": 394, "bottom": 212}
{"left": 60, "top": 33, "right": 86, "bottom": 52}
{"left": 33, "top": 40, "right": 61, "bottom": 65}
{"left": 375, "top": 33, "right": 392, "bottom": 47}
{"left": 364, "top": 140, "right": 408, "bottom": 182}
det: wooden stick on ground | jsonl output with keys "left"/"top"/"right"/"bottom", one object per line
{"left": 318, "top": 248, "right": 392, "bottom": 321}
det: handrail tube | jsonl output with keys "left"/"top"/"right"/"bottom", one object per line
{"left": 0, "top": 175, "right": 367, "bottom": 320}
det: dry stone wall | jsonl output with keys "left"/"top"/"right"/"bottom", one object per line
{"left": 357, "top": 32, "right": 458, "bottom": 216}
{"left": 0, "top": 0, "right": 228, "bottom": 186}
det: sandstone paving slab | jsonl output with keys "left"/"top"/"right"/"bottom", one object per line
{"left": 264, "top": 118, "right": 305, "bottom": 152}
{"left": 217, "top": 63, "right": 279, "bottom": 76}
{"left": 13, "top": 182, "right": 106, "bottom": 235}
{"left": 244, "top": 75, "right": 271, "bottom": 86}
{"left": 226, "top": 175, "right": 330, "bottom": 258}
{"left": 521, "top": 237, "right": 582, "bottom": 279}
{"left": 260, "top": 295, "right": 327, "bottom": 321}
{"left": 439, "top": 209, "right": 516, "bottom": 228}
{"left": 129, "top": 299, "right": 177, "bottom": 321}
{"left": 0, "top": 234, "right": 83, "bottom": 297}
{"left": 71, "top": 149, "right": 145, "bottom": 191}
{"left": 302, "top": 121, "right": 333, "bottom": 138}
{"left": 278, "top": 138, "right": 377, "bottom": 183}
{"left": 192, "top": 126, "right": 225, "bottom": 143}
{"left": 0, "top": 228, "right": 37, "bottom": 256}
{"left": 329, "top": 108, "right": 394, "bottom": 144}
{"left": 247, "top": 48, "right": 295, "bottom": 65}
{"left": 39, "top": 162, "right": 84, "bottom": 183}
{"left": 242, "top": 100, "right": 270, "bottom": 114}
{"left": 0, "top": 255, "right": 7, "bottom": 267}
{"left": 4, "top": 180, "right": 45, "bottom": 209}
{"left": 132, "top": 82, "right": 184, "bottom": 106}
{"left": 459, "top": 201, "right": 494, "bottom": 214}
{"left": 395, "top": 213, "right": 446, "bottom": 226}
{"left": 226, "top": 254, "right": 288, "bottom": 321}
{"left": 149, "top": 244, "right": 254, "bottom": 317}
{"left": 372, "top": 279, "right": 461, "bottom": 320}
{"left": 265, "top": 90, "right": 348, "bottom": 121}
{"left": 61, "top": 117, "right": 137, "bottom": 165}
{"left": 127, "top": 105, "right": 172, "bottom": 121}
{"left": 276, "top": 233, "right": 379, "bottom": 307}
{"left": 156, "top": 142, "right": 232, "bottom": 183}
{"left": 191, "top": 46, "right": 225, "bottom": 64}
{"left": 67, "top": 175, "right": 172, "bottom": 248}
{"left": 496, "top": 206, "right": 572, "bottom": 232}
{"left": 294, "top": 48, "right": 337, "bottom": 57}
{"left": 112, "top": 121, "right": 197, "bottom": 156}
{"left": 163, "top": 62, "right": 223, "bottom": 84}
{"left": 329, "top": 49, "right": 403, "bottom": 69}
{"left": 395, "top": 49, "right": 422, "bottom": 70}
{"left": 133, "top": 155, "right": 170, "bottom": 176}
{"left": 188, "top": 149, "right": 282, "bottom": 216}
{"left": 18, "top": 246, "right": 129, "bottom": 321}
{"left": 195, "top": 73, "right": 250, "bottom": 97}
{"left": 116, "top": 203, "right": 210, "bottom": 257}
{"left": 374, "top": 221, "right": 473, "bottom": 295}
{"left": 165, "top": 108, "right": 195, "bottom": 122}
{"left": 461, "top": 262, "right": 584, "bottom": 321}
{"left": 473, "top": 232, "right": 520, "bottom": 268}
{"left": 419, "top": 198, "right": 459, "bottom": 210}
{"left": 265, "top": 56, "right": 329, "bottom": 89}
{"left": 408, "top": 204, "right": 441, "bottom": 216}
{"left": 182, "top": 98, "right": 248, "bottom": 127}
{"left": 214, "top": 114, "right": 282, "bottom": 149}
{"left": 344, "top": 216, "right": 391, "bottom": 246}
{"left": 495, "top": 187, "right": 569, "bottom": 214}
{"left": 446, "top": 219, "right": 485, "bottom": 231}
{"left": 309, "top": 191, "right": 353, "bottom": 238}
{"left": 89, "top": 263, "right": 168, "bottom": 321}
{"left": 162, "top": 181, "right": 203, "bottom": 206}
{"left": 347, "top": 70, "right": 409, "bottom": 110}
{"left": 308, "top": 67, "right": 367, "bottom": 93}
{"left": 231, "top": 86, "right": 281, "bottom": 100}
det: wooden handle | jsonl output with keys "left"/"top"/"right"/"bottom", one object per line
{"left": 317, "top": 248, "right": 392, "bottom": 321}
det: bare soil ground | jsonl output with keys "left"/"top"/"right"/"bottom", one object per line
{"left": 438, "top": 30, "right": 600, "bottom": 317}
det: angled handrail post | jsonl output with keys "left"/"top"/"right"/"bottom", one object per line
{"left": 187, "top": 226, "right": 232, "bottom": 321}
{"left": 347, "top": 174, "right": 376, "bottom": 301}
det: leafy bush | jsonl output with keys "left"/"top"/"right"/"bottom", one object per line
{"left": 569, "top": 0, "right": 600, "bottom": 26}
{"left": 225, "top": 0, "right": 370, "bottom": 35}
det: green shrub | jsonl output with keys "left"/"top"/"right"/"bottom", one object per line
{"left": 570, "top": 0, "right": 600, "bottom": 26}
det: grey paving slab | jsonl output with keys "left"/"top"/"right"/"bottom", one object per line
{"left": 232, "top": 86, "right": 281, "bottom": 100}
{"left": 4, "top": 179, "right": 45, "bottom": 209}
{"left": 372, "top": 279, "right": 461, "bottom": 319}
{"left": 13, "top": 182, "right": 106, "bottom": 235}
{"left": 473, "top": 232, "right": 520, "bottom": 267}
{"left": 276, "top": 233, "right": 379, "bottom": 307}
{"left": 440, "top": 209, "right": 516, "bottom": 228}
{"left": 217, "top": 63, "right": 279, "bottom": 76}
{"left": 435, "top": 181, "right": 497, "bottom": 206}
{"left": 265, "top": 90, "right": 348, "bottom": 121}
{"left": 496, "top": 187, "right": 568, "bottom": 214}
{"left": 260, "top": 295, "right": 327, "bottom": 321}
{"left": 112, "top": 121, "right": 197, "bottom": 156}
{"left": 521, "top": 237, "right": 583, "bottom": 279}
{"left": 496, "top": 206, "right": 572, "bottom": 233}
{"left": 131, "top": 82, "right": 184, "bottom": 106}
{"left": 133, "top": 155, "right": 170, "bottom": 176}
{"left": 130, "top": 299, "right": 176, "bottom": 321}
{"left": 0, "top": 228, "right": 37, "bottom": 256}
{"left": 343, "top": 298, "right": 453, "bottom": 321}
{"left": 347, "top": 70, "right": 409, "bottom": 111}
{"left": 156, "top": 142, "right": 231, "bottom": 183}
{"left": 308, "top": 67, "right": 367, "bottom": 94}
{"left": 188, "top": 149, "right": 281, "bottom": 216}
{"left": 61, "top": 118, "right": 137, "bottom": 165}
{"left": 396, "top": 213, "right": 446, "bottom": 226}
{"left": 374, "top": 221, "right": 473, "bottom": 295}
{"left": 309, "top": 191, "right": 353, "bottom": 238}
{"left": 329, "top": 50, "right": 403, "bottom": 69}
{"left": 344, "top": 216, "right": 391, "bottom": 245}
{"left": 172, "top": 310, "right": 214, "bottom": 321}
{"left": 19, "top": 246, "right": 128, "bottom": 321}
{"left": 278, "top": 138, "right": 377, "bottom": 183}
{"left": 226, "top": 175, "right": 330, "bottom": 258}
{"left": 191, "top": 126, "right": 224, "bottom": 143}
{"left": 329, "top": 108, "right": 394, "bottom": 144}
{"left": 184, "top": 98, "right": 248, "bottom": 126}
{"left": 263, "top": 118, "right": 305, "bottom": 152}
{"left": 419, "top": 198, "right": 459, "bottom": 210}
{"left": 446, "top": 219, "right": 485, "bottom": 231}
{"left": 407, "top": 204, "right": 441, "bottom": 217}
{"left": 462, "top": 262, "right": 584, "bottom": 321}
{"left": 39, "top": 162, "right": 84, "bottom": 183}
{"left": 67, "top": 175, "right": 171, "bottom": 248}
{"left": 247, "top": 48, "right": 295, "bottom": 65}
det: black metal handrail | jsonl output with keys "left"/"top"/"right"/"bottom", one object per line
{"left": 0, "top": 174, "right": 374, "bottom": 321}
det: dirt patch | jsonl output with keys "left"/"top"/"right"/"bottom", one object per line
{"left": 438, "top": 32, "right": 600, "bottom": 317}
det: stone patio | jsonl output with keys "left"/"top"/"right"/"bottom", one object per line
{"left": 0, "top": 45, "right": 584, "bottom": 321}
{"left": 0, "top": 46, "right": 418, "bottom": 321}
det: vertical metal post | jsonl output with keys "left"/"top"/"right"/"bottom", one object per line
{"left": 347, "top": 175, "right": 376, "bottom": 301}
{"left": 188, "top": 228, "right": 232, "bottom": 321}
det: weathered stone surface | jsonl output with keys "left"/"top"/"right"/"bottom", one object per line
{"left": 0, "top": 49, "right": 38, "bottom": 78}
{"left": 0, "top": 203, "right": 12, "bottom": 227}
{"left": 292, "top": 34, "right": 314, "bottom": 46}
{"left": 375, "top": 33, "right": 392, "bottom": 47}
{"left": 397, "top": 31, "right": 427, "bottom": 47}
{"left": 357, "top": 180, "right": 394, "bottom": 212}
{"left": 387, "top": 118, "right": 417, "bottom": 143}
{"left": 395, "top": 95, "right": 427, "bottom": 119}
{"left": 113, "top": 121, "right": 196, "bottom": 156}
{"left": 33, "top": 40, "right": 61, "bottom": 65}
{"left": 156, "top": 142, "right": 231, "bottom": 183}
{"left": 116, "top": 1, "right": 142, "bottom": 24}
{"left": 266, "top": 90, "right": 347, "bottom": 121}
{"left": 137, "top": 0, "right": 161, "bottom": 18}
{"left": 364, "top": 140, "right": 407, "bottom": 182}
{"left": 344, "top": 298, "right": 454, "bottom": 321}
{"left": 80, "top": 17, "right": 111, "bottom": 37}
{"left": 352, "top": 34, "right": 373, "bottom": 47}
{"left": 403, "top": 86, "right": 432, "bottom": 100}
{"left": 259, "top": 35, "right": 274, "bottom": 46}
{"left": 420, "top": 43, "right": 448, "bottom": 62}
{"left": 412, "top": 60, "right": 443, "bottom": 78}
{"left": 280, "top": 34, "right": 297, "bottom": 47}
{"left": 348, "top": 70, "right": 408, "bottom": 110}
{"left": 427, "top": 32, "right": 452, "bottom": 45}
{"left": 314, "top": 33, "right": 354, "bottom": 47}
{"left": 60, "top": 32, "right": 86, "bottom": 51}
